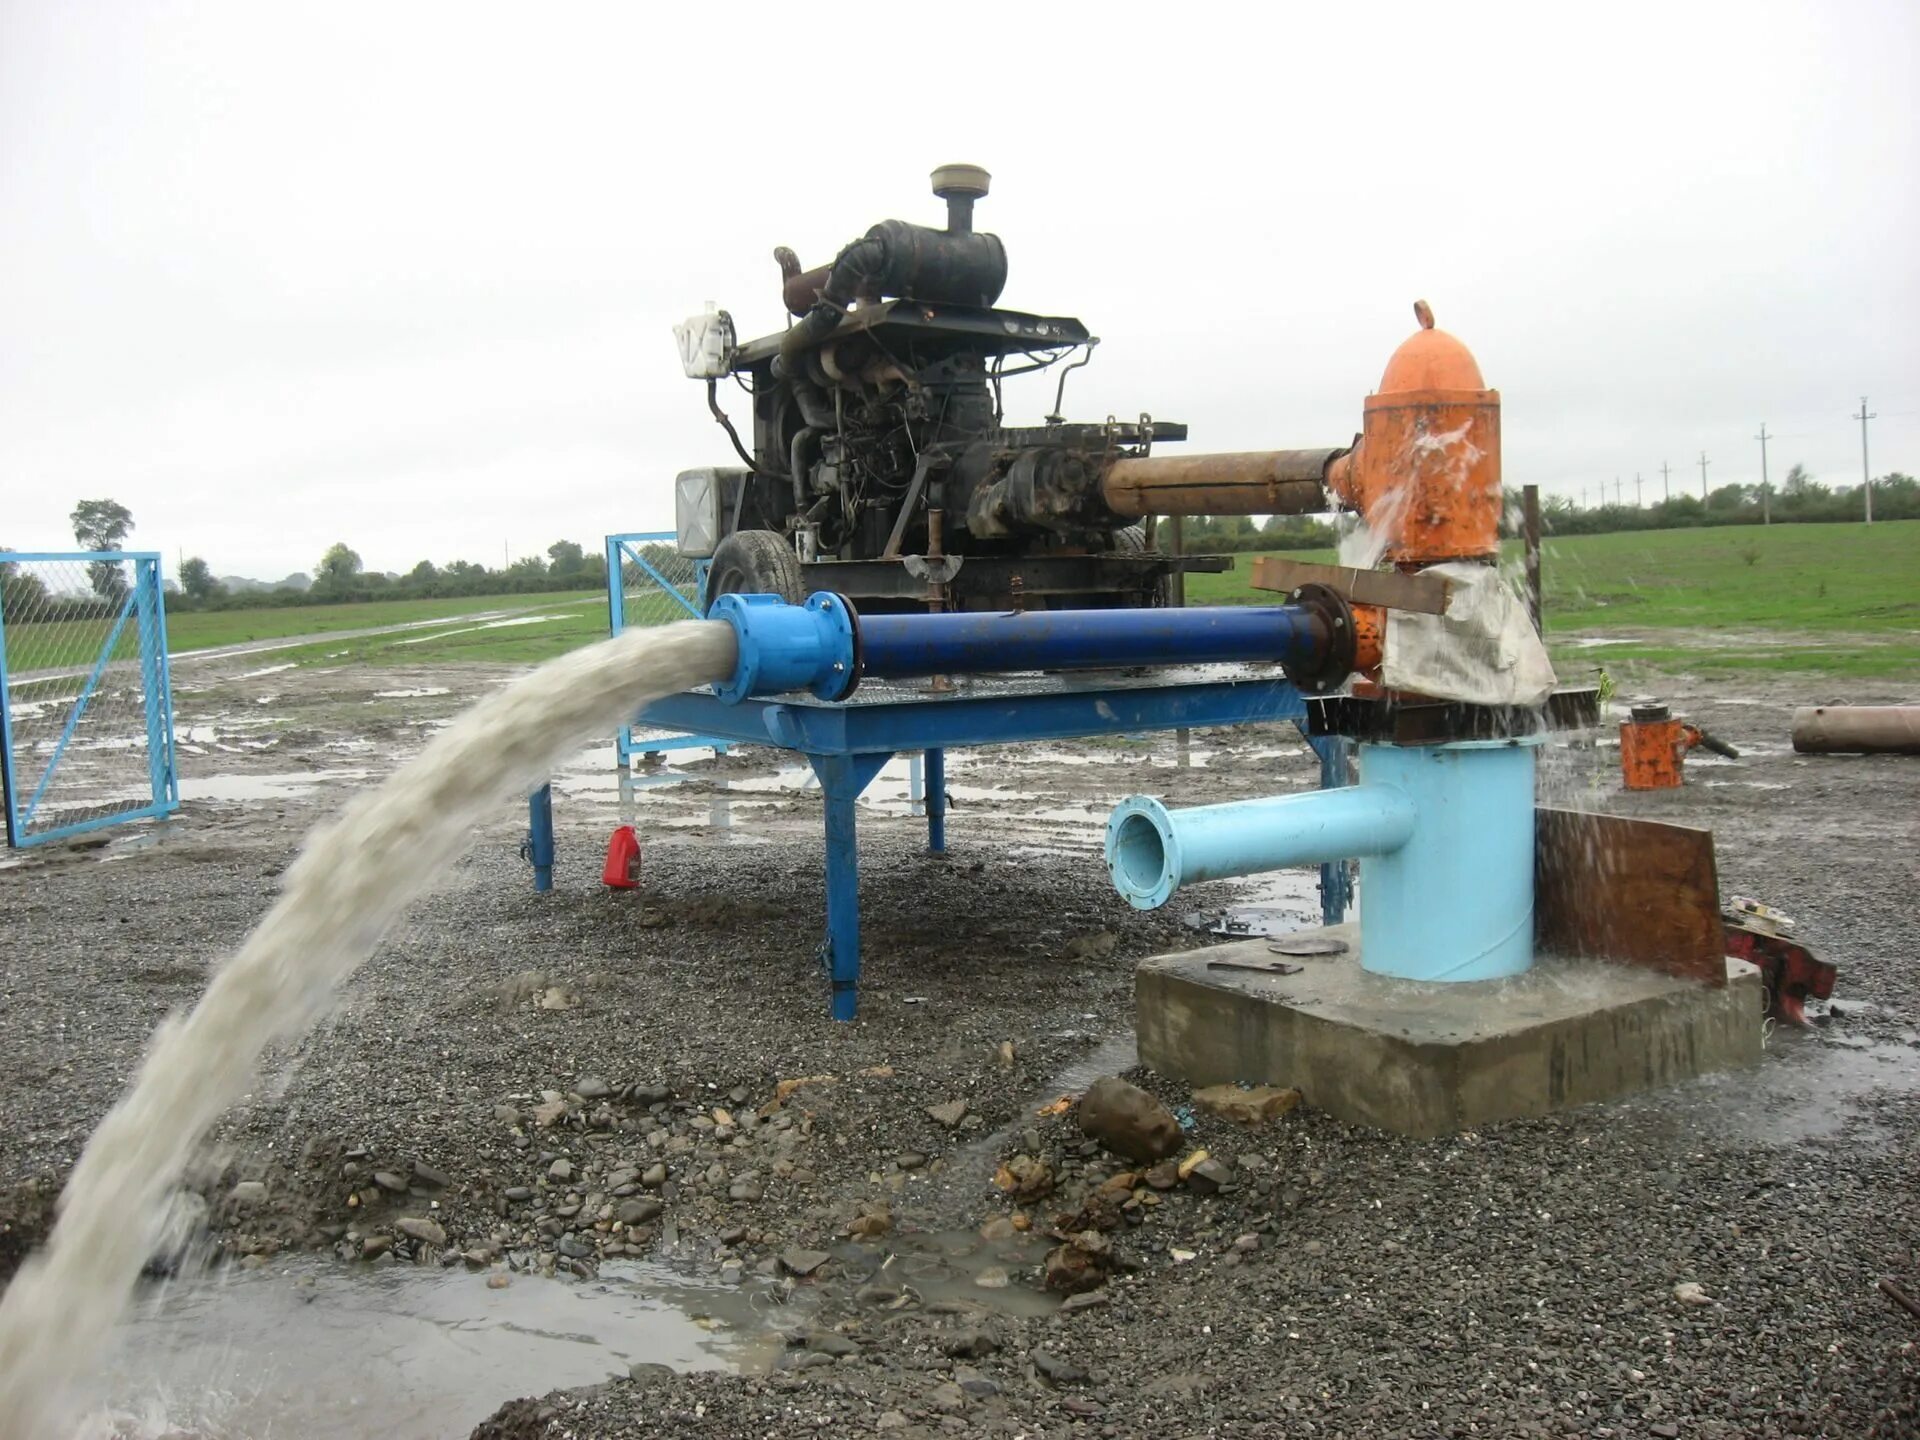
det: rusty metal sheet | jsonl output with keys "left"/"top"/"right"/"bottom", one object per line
{"left": 1248, "top": 556, "right": 1452, "bottom": 614}
{"left": 1534, "top": 808, "right": 1727, "bottom": 986}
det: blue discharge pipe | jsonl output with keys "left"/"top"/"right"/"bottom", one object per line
{"left": 1107, "top": 738, "right": 1542, "bottom": 983}
{"left": 710, "top": 591, "right": 1338, "bottom": 704}
{"left": 857, "top": 605, "right": 1329, "bottom": 680}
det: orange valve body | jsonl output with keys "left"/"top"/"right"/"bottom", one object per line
{"left": 1328, "top": 302, "right": 1502, "bottom": 567}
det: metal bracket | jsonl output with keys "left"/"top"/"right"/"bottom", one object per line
{"left": 901, "top": 555, "right": 965, "bottom": 583}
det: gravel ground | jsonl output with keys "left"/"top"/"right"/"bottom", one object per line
{"left": 1, "top": 658, "right": 1915, "bottom": 1438}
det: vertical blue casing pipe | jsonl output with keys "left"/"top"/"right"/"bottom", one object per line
{"left": 1356, "top": 739, "right": 1538, "bottom": 982}
{"left": 1105, "top": 737, "right": 1541, "bottom": 982}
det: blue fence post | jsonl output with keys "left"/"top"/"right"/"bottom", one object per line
{"left": 0, "top": 583, "right": 16, "bottom": 847}
{"left": 135, "top": 559, "right": 173, "bottom": 808}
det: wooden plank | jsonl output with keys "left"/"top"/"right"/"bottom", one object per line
{"left": 1534, "top": 808, "right": 1727, "bottom": 986}
{"left": 1248, "top": 556, "right": 1452, "bottom": 615}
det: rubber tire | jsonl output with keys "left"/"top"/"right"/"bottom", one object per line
{"left": 704, "top": 529, "right": 805, "bottom": 613}
{"left": 1109, "top": 525, "right": 1170, "bottom": 607}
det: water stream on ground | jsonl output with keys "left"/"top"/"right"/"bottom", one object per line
{"left": 81, "top": 1257, "right": 780, "bottom": 1440}
{"left": 0, "top": 621, "right": 740, "bottom": 1440}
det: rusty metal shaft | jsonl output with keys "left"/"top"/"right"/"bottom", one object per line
{"left": 1100, "top": 447, "right": 1344, "bottom": 519}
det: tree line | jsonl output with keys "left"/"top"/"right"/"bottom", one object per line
{"left": 172, "top": 538, "right": 613, "bottom": 610}
{"left": 1512, "top": 466, "right": 1917, "bottom": 537}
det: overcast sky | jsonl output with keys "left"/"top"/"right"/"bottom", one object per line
{"left": 3, "top": 1, "right": 1916, "bottom": 579}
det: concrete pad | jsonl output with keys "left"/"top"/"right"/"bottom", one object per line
{"left": 1136, "top": 924, "right": 1763, "bottom": 1137}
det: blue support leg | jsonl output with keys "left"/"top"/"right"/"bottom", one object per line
{"left": 528, "top": 783, "right": 555, "bottom": 893}
{"left": 925, "top": 747, "right": 947, "bottom": 853}
{"left": 807, "top": 752, "right": 892, "bottom": 1021}
{"left": 1308, "top": 735, "right": 1353, "bottom": 924}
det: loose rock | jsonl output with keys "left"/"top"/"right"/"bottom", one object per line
{"left": 1191, "top": 1083, "right": 1302, "bottom": 1126}
{"left": 1078, "top": 1077, "right": 1182, "bottom": 1162}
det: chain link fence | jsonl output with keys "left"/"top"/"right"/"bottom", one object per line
{"left": 0, "top": 551, "right": 178, "bottom": 846}
{"left": 602, "top": 533, "right": 726, "bottom": 761}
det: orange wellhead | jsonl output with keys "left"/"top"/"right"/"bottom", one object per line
{"left": 1326, "top": 300, "right": 1502, "bottom": 567}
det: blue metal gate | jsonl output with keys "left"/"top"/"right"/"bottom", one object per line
{"left": 603, "top": 532, "right": 727, "bottom": 761}
{"left": 0, "top": 551, "right": 179, "bottom": 846}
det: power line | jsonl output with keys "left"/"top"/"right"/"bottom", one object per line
{"left": 1853, "top": 396, "right": 1877, "bottom": 525}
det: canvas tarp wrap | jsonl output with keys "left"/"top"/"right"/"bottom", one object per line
{"left": 1381, "top": 561, "right": 1557, "bottom": 708}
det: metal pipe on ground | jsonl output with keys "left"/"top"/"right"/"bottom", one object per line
{"left": 1100, "top": 448, "right": 1343, "bottom": 518}
{"left": 1791, "top": 706, "right": 1920, "bottom": 755}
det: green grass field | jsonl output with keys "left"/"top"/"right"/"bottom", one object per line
{"left": 166, "top": 591, "right": 605, "bottom": 652}
{"left": 13, "top": 526, "right": 1909, "bottom": 680}
{"left": 1186, "top": 520, "right": 1919, "bottom": 679}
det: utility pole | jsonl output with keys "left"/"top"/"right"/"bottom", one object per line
{"left": 1853, "top": 397, "right": 1876, "bottom": 524}
{"left": 1614, "top": 476, "right": 1623, "bottom": 506}
{"left": 1660, "top": 461, "right": 1671, "bottom": 502}
{"left": 1697, "top": 451, "right": 1710, "bottom": 502}
{"left": 1635, "top": 472, "right": 1644, "bottom": 507}
{"left": 1755, "top": 423, "right": 1772, "bottom": 525}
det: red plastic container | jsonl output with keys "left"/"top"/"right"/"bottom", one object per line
{"left": 601, "top": 826, "right": 641, "bottom": 888}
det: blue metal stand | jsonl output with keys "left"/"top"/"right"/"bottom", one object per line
{"left": 538, "top": 669, "right": 1338, "bottom": 1019}
{"left": 527, "top": 784, "right": 555, "bottom": 892}
{"left": 925, "top": 747, "right": 947, "bottom": 853}
{"left": 806, "top": 752, "right": 892, "bottom": 1022}
{"left": 1309, "top": 735, "right": 1353, "bottom": 925}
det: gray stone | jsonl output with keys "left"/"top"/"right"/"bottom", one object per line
{"left": 1060, "top": 1290, "right": 1111, "bottom": 1313}
{"left": 806, "top": 1331, "right": 859, "bottom": 1357}
{"left": 780, "top": 1247, "right": 831, "bottom": 1277}
{"left": 641, "top": 1162, "right": 668, "bottom": 1188}
{"left": 927, "top": 1382, "right": 967, "bottom": 1414}
{"left": 926, "top": 1099, "right": 969, "bottom": 1128}
{"left": 1031, "top": 1348, "right": 1089, "bottom": 1384}
{"left": 940, "top": 1326, "right": 998, "bottom": 1358}
{"left": 617, "top": 1198, "right": 664, "bottom": 1226}
{"left": 410, "top": 1161, "right": 450, "bottom": 1189}
{"left": 372, "top": 1171, "right": 409, "bottom": 1193}
{"left": 573, "top": 1076, "right": 613, "bottom": 1100}
{"left": 396, "top": 1216, "right": 446, "bottom": 1246}
{"left": 547, "top": 1158, "right": 573, "bottom": 1182}
{"left": 1077, "top": 1077, "right": 1182, "bottom": 1163}
{"left": 227, "top": 1180, "right": 268, "bottom": 1205}
{"left": 1185, "top": 1158, "right": 1235, "bottom": 1194}
{"left": 557, "top": 1234, "right": 594, "bottom": 1259}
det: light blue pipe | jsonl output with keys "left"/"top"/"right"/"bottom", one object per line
{"left": 1106, "top": 738, "right": 1542, "bottom": 982}
{"left": 1108, "top": 786, "right": 1415, "bottom": 908}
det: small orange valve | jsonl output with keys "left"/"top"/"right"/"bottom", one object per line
{"left": 1619, "top": 701, "right": 1739, "bottom": 790}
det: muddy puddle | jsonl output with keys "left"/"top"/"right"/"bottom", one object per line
{"left": 83, "top": 1254, "right": 784, "bottom": 1440}
{"left": 1613, "top": 1015, "right": 1920, "bottom": 1147}
{"left": 555, "top": 749, "right": 1137, "bottom": 847}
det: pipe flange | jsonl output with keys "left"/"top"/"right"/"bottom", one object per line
{"left": 815, "top": 592, "right": 862, "bottom": 703}
{"left": 1282, "top": 582, "right": 1357, "bottom": 694}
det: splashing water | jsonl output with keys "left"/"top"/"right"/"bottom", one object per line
{"left": 0, "top": 620, "right": 738, "bottom": 1439}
